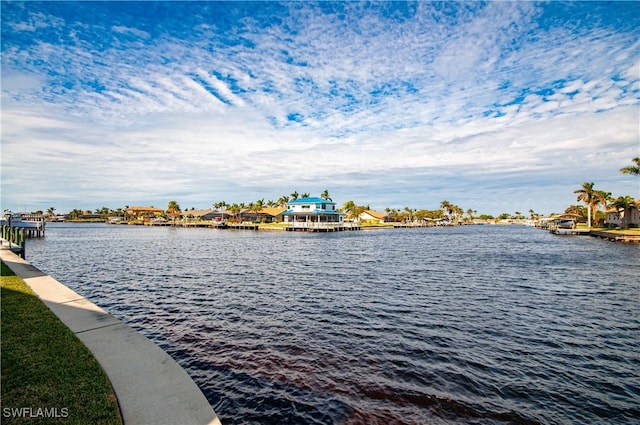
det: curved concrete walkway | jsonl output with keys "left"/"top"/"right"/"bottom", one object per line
{"left": 1, "top": 246, "right": 222, "bottom": 425}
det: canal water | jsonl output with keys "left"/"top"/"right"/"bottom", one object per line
{"left": 26, "top": 224, "right": 640, "bottom": 424}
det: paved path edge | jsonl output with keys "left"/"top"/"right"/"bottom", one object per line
{"left": 1, "top": 247, "right": 222, "bottom": 425}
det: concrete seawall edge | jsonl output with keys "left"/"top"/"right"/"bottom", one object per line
{"left": 0, "top": 248, "right": 222, "bottom": 425}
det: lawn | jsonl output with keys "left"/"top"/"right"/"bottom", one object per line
{"left": 1, "top": 261, "right": 122, "bottom": 424}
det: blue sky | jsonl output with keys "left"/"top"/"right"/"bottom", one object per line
{"left": 2, "top": 1, "right": 638, "bottom": 215}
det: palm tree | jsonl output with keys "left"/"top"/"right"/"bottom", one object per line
{"left": 167, "top": 200, "right": 181, "bottom": 225}
{"left": 320, "top": 189, "right": 332, "bottom": 201}
{"left": 290, "top": 191, "right": 299, "bottom": 201}
{"left": 227, "top": 204, "right": 241, "bottom": 223}
{"left": 354, "top": 204, "right": 367, "bottom": 221}
{"left": 447, "top": 205, "right": 463, "bottom": 224}
{"left": 277, "top": 195, "right": 290, "bottom": 207}
{"left": 466, "top": 209, "right": 474, "bottom": 221}
{"left": 620, "top": 157, "right": 640, "bottom": 176}
{"left": 594, "top": 190, "right": 612, "bottom": 226}
{"left": 300, "top": 192, "right": 310, "bottom": 199}
{"left": 574, "top": 182, "right": 599, "bottom": 228}
{"left": 46, "top": 207, "right": 56, "bottom": 219}
{"left": 440, "top": 200, "right": 453, "bottom": 222}
{"left": 612, "top": 196, "right": 635, "bottom": 229}
{"left": 403, "top": 206, "right": 414, "bottom": 222}
{"left": 342, "top": 200, "right": 356, "bottom": 220}
{"left": 251, "top": 199, "right": 264, "bottom": 222}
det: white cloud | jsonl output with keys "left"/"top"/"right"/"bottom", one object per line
{"left": 1, "top": 2, "right": 638, "bottom": 214}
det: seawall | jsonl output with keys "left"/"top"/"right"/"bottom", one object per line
{"left": 0, "top": 246, "right": 222, "bottom": 425}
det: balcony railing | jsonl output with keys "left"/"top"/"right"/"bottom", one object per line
{"left": 287, "top": 221, "right": 357, "bottom": 229}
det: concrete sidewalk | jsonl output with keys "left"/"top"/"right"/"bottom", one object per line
{"left": 1, "top": 247, "right": 222, "bottom": 425}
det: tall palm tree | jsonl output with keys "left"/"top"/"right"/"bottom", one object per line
{"left": 594, "top": 190, "right": 612, "bottom": 226}
{"left": 300, "top": 192, "right": 310, "bottom": 199}
{"left": 574, "top": 182, "right": 598, "bottom": 228}
{"left": 403, "top": 206, "right": 414, "bottom": 222}
{"left": 453, "top": 205, "right": 464, "bottom": 224}
{"left": 167, "top": 200, "right": 181, "bottom": 225}
{"left": 620, "top": 157, "right": 640, "bottom": 176}
{"left": 290, "top": 191, "right": 299, "bottom": 201}
{"left": 213, "top": 201, "right": 226, "bottom": 221}
{"left": 320, "top": 189, "right": 332, "bottom": 201}
{"left": 277, "top": 195, "right": 290, "bottom": 207}
{"left": 440, "top": 200, "right": 453, "bottom": 221}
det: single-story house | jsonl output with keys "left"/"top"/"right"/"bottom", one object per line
{"left": 237, "top": 207, "right": 287, "bottom": 223}
{"left": 358, "top": 210, "right": 388, "bottom": 224}
{"left": 182, "top": 209, "right": 230, "bottom": 221}
{"left": 260, "top": 207, "right": 287, "bottom": 223}
{"left": 125, "top": 206, "right": 164, "bottom": 221}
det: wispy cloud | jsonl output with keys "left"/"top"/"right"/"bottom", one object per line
{"left": 2, "top": 1, "right": 638, "bottom": 214}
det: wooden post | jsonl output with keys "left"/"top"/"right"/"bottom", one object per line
{"left": 19, "top": 228, "right": 25, "bottom": 259}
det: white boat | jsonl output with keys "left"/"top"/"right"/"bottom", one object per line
{"left": 0, "top": 214, "right": 44, "bottom": 229}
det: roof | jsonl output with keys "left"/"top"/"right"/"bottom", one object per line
{"left": 126, "top": 206, "right": 164, "bottom": 213}
{"left": 260, "top": 207, "right": 287, "bottom": 217}
{"left": 287, "top": 197, "right": 335, "bottom": 205}
{"left": 360, "top": 210, "right": 387, "bottom": 220}
{"left": 183, "top": 209, "right": 216, "bottom": 217}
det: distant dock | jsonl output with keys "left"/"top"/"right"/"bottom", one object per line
{"left": 550, "top": 228, "right": 591, "bottom": 236}
{"left": 1, "top": 215, "right": 46, "bottom": 258}
{"left": 547, "top": 225, "right": 640, "bottom": 243}
{"left": 139, "top": 220, "right": 361, "bottom": 232}
{"left": 284, "top": 222, "right": 360, "bottom": 232}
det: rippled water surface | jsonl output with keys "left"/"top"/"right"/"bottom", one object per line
{"left": 26, "top": 224, "right": 640, "bottom": 424}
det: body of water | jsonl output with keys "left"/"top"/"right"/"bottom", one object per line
{"left": 25, "top": 224, "right": 640, "bottom": 424}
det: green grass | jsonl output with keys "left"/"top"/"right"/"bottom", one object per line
{"left": 1, "top": 261, "right": 122, "bottom": 425}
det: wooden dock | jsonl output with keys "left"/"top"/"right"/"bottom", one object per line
{"left": 393, "top": 223, "right": 435, "bottom": 228}
{"left": 590, "top": 230, "right": 640, "bottom": 243}
{"left": 1, "top": 230, "right": 25, "bottom": 258}
{"left": 142, "top": 220, "right": 364, "bottom": 232}
{"left": 226, "top": 223, "right": 259, "bottom": 231}
{"left": 284, "top": 223, "right": 360, "bottom": 232}
{"left": 550, "top": 228, "right": 591, "bottom": 236}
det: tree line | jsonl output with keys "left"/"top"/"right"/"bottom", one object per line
{"left": 568, "top": 157, "right": 639, "bottom": 228}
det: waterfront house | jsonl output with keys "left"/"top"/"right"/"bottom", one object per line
{"left": 125, "top": 206, "right": 164, "bottom": 222}
{"left": 182, "top": 209, "right": 229, "bottom": 221}
{"left": 235, "top": 207, "right": 286, "bottom": 223}
{"left": 605, "top": 200, "right": 640, "bottom": 228}
{"left": 282, "top": 197, "right": 344, "bottom": 229}
{"left": 259, "top": 207, "right": 287, "bottom": 223}
{"left": 358, "top": 210, "right": 388, "bottom": 224}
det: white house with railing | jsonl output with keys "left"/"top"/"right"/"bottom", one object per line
{"left": 282, "top": 197, "right": 350, "bottom": 231}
